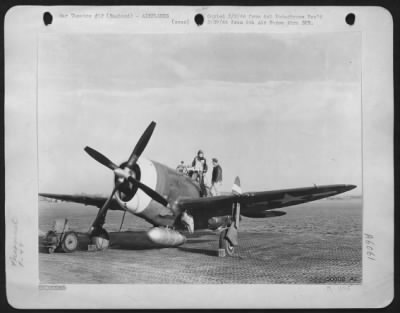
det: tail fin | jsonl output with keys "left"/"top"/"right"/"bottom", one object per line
{"left": 232, "top": 176, "right": 242, "bottom": 195}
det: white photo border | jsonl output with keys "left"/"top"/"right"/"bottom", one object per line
{"left": 5, "top": 6, "right": 393, "bottom": 308}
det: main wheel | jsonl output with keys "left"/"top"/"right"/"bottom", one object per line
{"left": 219, "top": 229, "right": 235, "bottom": 256}
{"left": 61, "top": 231, "right": 78, "bottom": 253}
{"left": 91, "top": 228, "right": 110, "bottom": 250}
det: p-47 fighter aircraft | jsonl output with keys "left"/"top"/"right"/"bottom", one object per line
{"left": 40, "top": 121, "right": 356, "bottom": 256}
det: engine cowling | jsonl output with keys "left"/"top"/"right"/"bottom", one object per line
{"left": 115, "top": 157, "right": 158, "bottom": 215}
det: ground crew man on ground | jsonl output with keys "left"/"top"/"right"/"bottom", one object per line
{"left": 211, "top": 158, "right": 223, "bottom": 196}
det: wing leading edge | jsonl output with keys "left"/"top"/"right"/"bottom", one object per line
{"left": 39, "top": 193, "right": 122, "bottom": 211}
{"left": 40, "top": 184, "right": 356, "bottom": 218}
{"left": 176, "top": 184, "right": 356, "bottom": 217}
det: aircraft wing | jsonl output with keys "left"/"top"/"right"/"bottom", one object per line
{"left": 39, "top": 193, "right": 122, "bottom": 211}
{"left": 176, "top": 184, "right": 356, "bottom": 217}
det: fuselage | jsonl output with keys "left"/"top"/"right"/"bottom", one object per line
{"left": 114, "top": 157, "right": 201, "bottom": 228}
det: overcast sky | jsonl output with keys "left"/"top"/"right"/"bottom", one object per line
{"left": 38, "top": 32, "right": 362, "bottom": 195}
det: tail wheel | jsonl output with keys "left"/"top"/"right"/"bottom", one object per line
{"left": 91, "top": 228, "right": 110, "bottom": 250}
{"left": 61, "top": 231, "right": 78, "bottom": 253}
{"left": 219, "top": 229, "right": 235, "bottom": 256}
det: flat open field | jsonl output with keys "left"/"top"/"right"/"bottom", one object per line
{"left": 39, "top": 198, "right": 362, "bottom": 284}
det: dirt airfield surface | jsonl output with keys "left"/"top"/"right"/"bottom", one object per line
{"left": 39, "top": 198, "right": 362, "bottom": 284}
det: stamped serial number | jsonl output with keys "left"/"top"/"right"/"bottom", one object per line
{"left": 325, "top": 276, "right": 346, "bottom": 282}
{"left": 312, "top": 276, "right": 359, "bottom": 283}
{"left": 39, "top": 285, "right": 66, "bottom": 291}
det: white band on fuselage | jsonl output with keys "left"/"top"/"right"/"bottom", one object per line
{"left": 115, "top": 157, "right": 158, "bottom": 214}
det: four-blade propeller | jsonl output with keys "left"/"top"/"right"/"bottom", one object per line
{"left": 85, "top": 121, "right": 168, "bottom": 234}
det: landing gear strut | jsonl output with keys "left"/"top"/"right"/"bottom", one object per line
{"left": 219, "top": 229, "right": 235, "bottom": 256}
{"left": 218, "top": 203, "right": 240, "bottom": 257}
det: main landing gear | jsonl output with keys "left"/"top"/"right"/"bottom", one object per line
{"left": 218, "top": 201, "right": 241, "bottom": 257}
{"left": 219, "top": 229, "right": 235, "bottom": 256}
{"left": 218, "top": 176, "right": 241, "bottom": 257}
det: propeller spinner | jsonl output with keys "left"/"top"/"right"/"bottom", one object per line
{"left": 85, "top": 121, "right": 168, "bottom": 234}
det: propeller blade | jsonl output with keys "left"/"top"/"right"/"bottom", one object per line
{"left": 89, "top": 184, "right": 119, "bottom": 233}
{"left": 84, "top": 146, "right": 118, "bottom": 170}
{"left": 232, "top": 176, "right": 241, "bottom": 228}
{"left": 126, "top": 121, "right": 156, "bottom": 169}
{"left": 127, "top": 176, "right": 168, "bottom": 207}
{"left": 234, "top": 203, "right": 240, "bottom": 228}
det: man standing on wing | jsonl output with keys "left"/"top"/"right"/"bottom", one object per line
{"left": 211, "top": 158, "right": 223, "bottom": 196}
{"left": 191, "top": 150, "right": 208, "bottom": 182}
{"left": 176, "top": 160, "right": 187, "bottom": 175}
